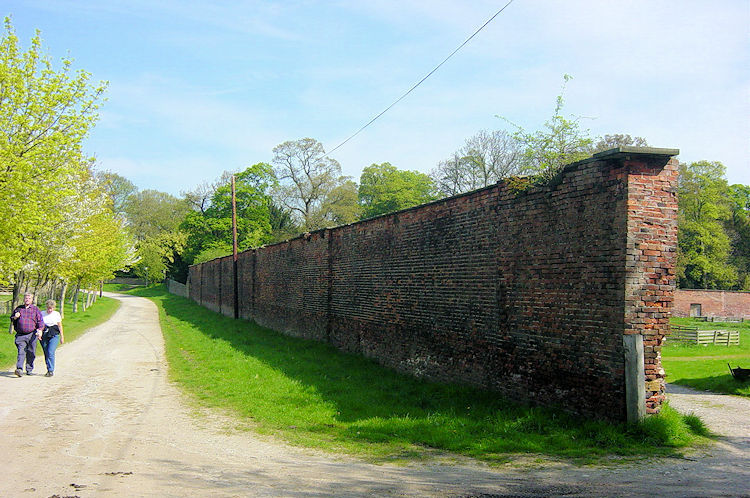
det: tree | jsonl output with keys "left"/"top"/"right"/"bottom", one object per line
{"left": 301, "top": 179, "right": 362, "bottom": 228}
{"left": 272, "top": 138, "right": 347, "bottom": 230}
{"left": 592, "top": 134, "right": 648, "bottom": 153}
{"left": 96, "top": 171, "right": 138, "bottom": 215}
{"left": 123, "top": 190, "right": 189, "bottom": 241}
{"left": 268, "top": 202, "right": 300, "bottom": 242}
{"left": 432, "top": 129, "right": 522, "bottom": 196}
{"left": 677, "top": 161, "right": 737, "bottom": 289}
{"left": 726, "top": 184, "right": 750, "bottom": 289}
{"left": 181, "top": 163, "right": 276, "bottom": 265}
{"left": 0, "top": 18, "right": 107, "bottom": 280}
{"left": 359, "top": 163, "right": 438, "bottom": 219}
{"left": 501, "top": 75, "right": 593, "bottom": 182}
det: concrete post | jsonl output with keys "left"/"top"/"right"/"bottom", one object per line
{"left": 623, "top": 334, "right": 646, "bottom": 423}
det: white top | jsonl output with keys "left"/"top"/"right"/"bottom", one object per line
{"left": 42, "top": 310, "right": 62, "bottom": 327}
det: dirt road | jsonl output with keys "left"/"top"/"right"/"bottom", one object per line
{"left": 1, "top": 293, "right": 748, "bottom": 497}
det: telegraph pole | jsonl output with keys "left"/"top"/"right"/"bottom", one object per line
{"left": 231, "top": 175, "right": 239, "bottom": 319}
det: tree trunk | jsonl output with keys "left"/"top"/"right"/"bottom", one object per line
{"left": 9, "top": 271, "right": 21, "bottom": 334}
{"left": 59, "top": 280, "right": 68, "bottom": 319}
{"left": 72, "top": 281, "right": 81, "bottom": 313}
{"left": 99, "top": 280, "right": 103, "bottom": 298}
{"left": 11, "top": 271, "right": 22, "bottom": 308}
{"left": 32, "top": 272, "right": 42, "bottom": 301}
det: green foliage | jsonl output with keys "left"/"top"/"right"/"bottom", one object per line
{"left": 0, "top": 17, "right": 108, "bottom": 280}
{"left": 359, "top": 162, "right": 438, "bottom": 218}
{"left": 503, "top": 75, "right": 593, "bottom": 182}
{"left": 677, "top": 161, "right": 738, "bottom": 289}
{"left": 726, "top": 184, "right": 750, "bottom": 289}
{"left": 193, "top": 244, "right": 232, "bottom": 265}
{"left": 272, "top": 138, "right": 353, "bottom": 230}
{"left": 124, "top": 189, "right": 188, "bottom": 241}
{"left": 96, "top": 170, "right": 137, "bottom": 215}
{"left": 181, "top": 163, "right": 275, "bottom": 264}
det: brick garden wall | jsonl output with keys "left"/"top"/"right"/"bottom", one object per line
{"left": 673, "top": 289, "right": 750, "bottom": 318}
{"left": 188, "top": 147, "right": 679, "bottom": 421}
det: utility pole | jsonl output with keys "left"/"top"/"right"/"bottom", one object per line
{"left": 231, "top": 175, "right": 239, "bottom": 319}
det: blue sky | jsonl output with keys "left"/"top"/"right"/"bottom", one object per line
{"left": 4, "top": 1, "right": 749, "bottom": 195}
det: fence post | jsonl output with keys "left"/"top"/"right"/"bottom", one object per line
{"left": 623, "top": 334, "right": 646, "bottom": 423}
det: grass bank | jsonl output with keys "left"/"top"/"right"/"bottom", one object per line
{"left": 125, "top": 285, "right": 708, "bottom": 464}
{"left": 1, "top": 294, "right": 121, "bottom": 369}
{"left": 663, "top": 317, "right": 750, "bottom": 396}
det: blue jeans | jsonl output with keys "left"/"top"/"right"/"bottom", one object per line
{"left": 40, "top": 334, "right": 60, "bottom": 373}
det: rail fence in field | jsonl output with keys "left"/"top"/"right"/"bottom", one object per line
{"left": 669, "top": 325, "right": 740, "bottom": 346}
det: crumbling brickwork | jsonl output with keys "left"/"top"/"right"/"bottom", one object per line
{"left": 187, "top": 148, "right": 679, "bottom": 421}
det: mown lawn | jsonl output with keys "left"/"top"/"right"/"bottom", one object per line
{"left": 663, "top": 317, "right": 750, "bottom": 396}
{"left": 124, "top": 285, "right": 709, "bottom": 464}
{"left": 1, "top": 295, "right": 120, "bottom": 369}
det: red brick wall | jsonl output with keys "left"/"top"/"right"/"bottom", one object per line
{"left": 623, "top": 156, "right": 679, "bottom": 413}
{"left": 673, "top": 289, "right": 750, "bottom": 318}
{"left": 251, "top": 232, "right": 329, "bottom": 341}
{"left": 187, "top": 148, "right": 679, "bottom": 421}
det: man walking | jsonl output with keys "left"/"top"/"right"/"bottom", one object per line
{"left": 10, "top": 292, "right": 45, "bottom": 377}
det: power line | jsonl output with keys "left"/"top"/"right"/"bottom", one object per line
{"left": 326, "top": 0, "right": 516, "bottom": 157}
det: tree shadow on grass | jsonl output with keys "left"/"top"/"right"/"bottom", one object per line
{"left": 130, "top": 286, "right": 689, "bottom": 460}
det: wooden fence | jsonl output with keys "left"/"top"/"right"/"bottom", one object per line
{"left": 669, "top": 325, "right": 740, "bottom": 346}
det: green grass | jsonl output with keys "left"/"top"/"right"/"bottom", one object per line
{"left": 123, "top": 285, "right": 708, "bottom": 464}
{"left": 663, "top": 317, "right": 750, "bottom": 396}
{"left": 1, "top": 295, "right": 121, "bottom": 369}
{"left": 103, "top": 282, "right": 142, "bottom": 292}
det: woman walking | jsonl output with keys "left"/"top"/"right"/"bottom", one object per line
{"left": 41, "top": 299, "right": 64, "bottom": 377}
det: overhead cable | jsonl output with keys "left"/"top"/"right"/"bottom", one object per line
{"left": 325, "top": 0, "right": 516, "bottom": 157}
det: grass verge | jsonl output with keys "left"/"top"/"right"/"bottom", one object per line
{"left": 1, "top": 295, "right": 121, "bottom": 369}
{"left": 124, "top": 285, "right": 709, "bottom": 464}
{"left": 663, "top": 317, "right": 750, "bottom": 396}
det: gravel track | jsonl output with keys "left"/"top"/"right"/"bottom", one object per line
{"left": 1, "top": 293, "right": 747, "bottom": 497}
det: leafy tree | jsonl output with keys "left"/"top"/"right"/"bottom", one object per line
{"left": 272, "top": 138, "right": 348, "bottom": 230}
{"left": 359, "top": 163, "right": 438, "bottom": 218}
{"left": 726, "top": 184, "right": 750, "bottom": 289}
{"left": 432, "top": 129, "right": 522, "bottom": 196}
{"left": 310, "top": 180, "right": 361, "bottom": 227}
{"left": 132, "top": 231, "right": 186, "bottom": 284}
{"left": 268, "top": 202, "right": 300, "bottom": 242}
{"left": 677, "top": 161, "right": 737, "bottom": 289}
{"left": 0, "top": 18, "right": 106, "bottom": 280}
{"left": 123, "top": 190, "right": 189, "bottom": 241}
{"left": 96, "top": 171, "right": 138, "bottom": 215}
{"left": 504, "top": 75, "right": 593, "bottom": 181}
{"left": 61, "top": 208, "right": 136, "bottom": 308}
{"left": 181, "top": 163, "right": 275, "bottom": 264}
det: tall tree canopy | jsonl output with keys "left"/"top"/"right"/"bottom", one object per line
{"left": 505, "top": 75, "right": 593, "bottom": 181}
{"left": 272, "top": 138, "right": 352, "bottom": 230}
{"left": 359, "top": 162, "right": 437, "bottom": 219}
{"left": 677, "top": 161, "right": 737, "bottom": 289}
{"left": 432, "top": 129, "right": 522, "bottom": 196}
{"left": 0, "top": 18, "right": 107, "bottom": 280}
{"left": 181, "top": 163, "right": 276, "bottom": 265}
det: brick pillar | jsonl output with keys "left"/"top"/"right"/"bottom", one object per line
{"left": 610, "top": 147, "right": 679, "bottom": 416}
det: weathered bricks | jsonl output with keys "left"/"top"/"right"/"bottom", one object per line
{"left": 187, "top": 147, "right": 679, "bottom": 422}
